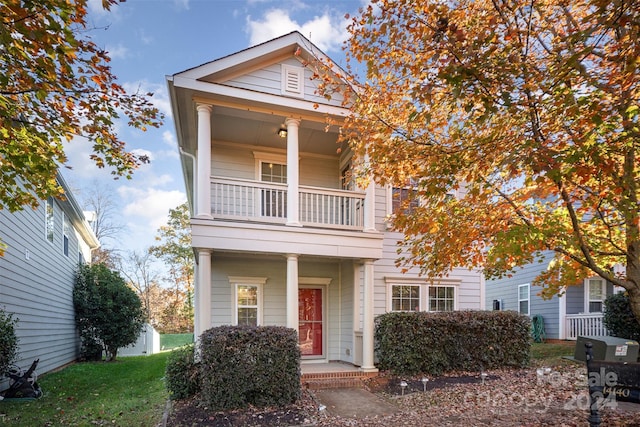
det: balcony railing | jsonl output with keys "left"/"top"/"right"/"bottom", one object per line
{"left": 211, "top": 177, "right": 365, "bottom": 230}
{"left": 565, "top": 313, "right": 608, "bottom": 340}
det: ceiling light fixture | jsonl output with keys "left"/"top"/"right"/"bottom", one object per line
{"left": 277, "top": 125, "right": 288, "bottom": 138}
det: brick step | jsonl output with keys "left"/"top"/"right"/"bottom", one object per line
{"left": 301, "top": 370, "right": 377, "bottom": 390}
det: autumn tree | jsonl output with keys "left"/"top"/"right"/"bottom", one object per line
{"left": 0, "top": 0, "right": 162, "bottom": 214}
{"left": 324, "top": 1, "right": 640, "bottom": 320}
{"left": 149, "top": 202, "right": 194, "bottom": 332}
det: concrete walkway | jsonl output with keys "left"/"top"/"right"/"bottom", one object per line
{"left": 312, "top": 388, "right": 398, "bottom": 418}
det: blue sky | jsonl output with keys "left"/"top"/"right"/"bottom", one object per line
{"left": 62, "top": 0, "right": 365, "bottom": 256}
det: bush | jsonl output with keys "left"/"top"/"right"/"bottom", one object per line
{"left": 604, "top": 292, "right": 640, "bottom": 342}
{"left": 0, "top": 308, "right": 18, "bottom": 375}
{"left": 165, "top": 344, "right": 199, "bottom": 400}
{"left": 73, "top": 263, "right": 145, "bottom": 361}
{"left": 375, "top": 310, "right": 531, "bottom": 375}
{"left": 199, "top": 325, "right": 300, "bottom": 410}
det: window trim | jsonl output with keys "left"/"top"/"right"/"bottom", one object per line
{"left": 62, "top": 212, "right": 70, "bottom": 256}
{"left": 229, "top": 276, "right": 267, "bottom": 326}
{"left": 518, "top": 283, "right": 530, "bottom": 316}
{"left": 584, "top": 277, "right": 606, "bottom": 313}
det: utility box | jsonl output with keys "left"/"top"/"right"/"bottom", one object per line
{"left": 575, "top": 335, "right": 639, "bottom": 362}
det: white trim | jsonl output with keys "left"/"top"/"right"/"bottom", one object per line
{"left": 558, "top": 286, "right": 567, "bottom": 339}
{"left": 427, "top": 284, "right": 458, "bottom": 312}
{"left": 384, "top": 277, "right": 461, "bottom": 313}
{"left": 45, "top": 197, "right": 55, "bottom": 244}
{"left": 387, "top": 283, "right": 422, "bottom": 312}
{"left": 229, "top": 276, "right": 267, "bottom": 326}
{"left": 518, "top": 283, "right": 530, "bottom": 316}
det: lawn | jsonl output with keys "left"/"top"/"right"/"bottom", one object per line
{"left": 530, "top": 340, "right": 576, "bottom": 365}
{"left": 0, "top": 352, "right": 169, "bottom": 427}
{"left": 160, "top": 333, "right": 193, "bottom": 350}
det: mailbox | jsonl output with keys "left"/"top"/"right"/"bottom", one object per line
{"left": 575, "top": 335, "right": 639, "bottom": 362}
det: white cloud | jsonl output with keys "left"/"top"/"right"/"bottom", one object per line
{"left": 246, "top": 8, "right": 349, "bottom": 52}
{"left": 173, "top": 0, "right": 190, "bottom": 10}
{"left": 120, "top": 187, "right": 186, "bottom": 230}
{"left": 162, "top": 130, "right": 177, "bottom": 147}
{"left": 105, "top": 43, "right": 129, "bottom": 59}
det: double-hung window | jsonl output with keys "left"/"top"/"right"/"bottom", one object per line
{"left": 429, "top": 285, "right": 455, "bottom": 312}
{"left": 586, "top": 278, "right": 606, "bottom": 313}
{"left": 518, "top": 284, "right": 530, "bottom": 315}
{"left": 390, "top": 284, "right": 421, "bottom": 312}
{"left": 257, "top": 156, "right": 287, "bottom": 218}
{"left": 230, "top": 277, "right": 266, "bottom": 326}
{"left": 390, "top": 178, "right": 420, "bottom": 214}
{"left": 63, "top": 213, "right": 70, "bottom": 256}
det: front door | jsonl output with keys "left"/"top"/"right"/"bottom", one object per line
{"left": 298, "top": 288, "right": 323, "bottom": 357}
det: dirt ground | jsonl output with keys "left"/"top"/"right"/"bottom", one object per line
{"left": 166, "top": 361, "right": 640, "bottom": 426}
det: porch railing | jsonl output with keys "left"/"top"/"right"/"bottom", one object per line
{"left": 565, "top": 313, "right": 608, "bottom": 340}
{"left": 211, "top": 177, "right": 365, "bottom": 230}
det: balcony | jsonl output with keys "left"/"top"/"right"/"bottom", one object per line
{"left": 211, "top": 177, "right": 365, "bottom": 230}
{"left": 565, "top": 313, "right": 608, "bottom": 340}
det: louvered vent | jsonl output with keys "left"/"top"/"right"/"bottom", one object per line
{"left": 281, "top": 64, "right": 304, "bottom": 97}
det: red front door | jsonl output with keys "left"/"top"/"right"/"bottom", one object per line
{"left": 298, "top": 288, "right": 323, "bottom": 357}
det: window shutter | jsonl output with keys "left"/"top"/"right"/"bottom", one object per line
{"left": 281, "top": 64, "right": 304, "bottom": 97}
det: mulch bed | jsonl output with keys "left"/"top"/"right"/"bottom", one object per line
{"left": 166, "top": 362, "right": 640, "bottom": 427}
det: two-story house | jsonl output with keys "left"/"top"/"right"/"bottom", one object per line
{"left": 167, "top": 31, "right": 484, "bottom": 371}
{"left": 0, "top": 173, "right": 99, "bottom": 380}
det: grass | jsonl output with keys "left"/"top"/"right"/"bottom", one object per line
{"left": 0, "top": 352, "right": 169, "bottom": 427}
{"left": 530, "top": 340, "right": 576, "bottom": 366}
{"left": 160, "top": 333, "right": 193, "bottom": 351}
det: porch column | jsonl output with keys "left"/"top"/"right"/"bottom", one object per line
{"left": 285, "top": 118, "right": 301, "bottom": 226}
{"left": 194, "top": 249, "right": 212, "bottom": 340}
{"left": 361, "top": 259, "right": 377, "bottom": 371}
{"left": 558, "top": 286, "right": 567, "bottom": 340}
{"left": 286, "top": 254, "right": 299, "bottom": 330}
{"left": 363, "top": 155, "right": 376, "bottom": 232}
{"left": 196, "top": 103, "right": 212, "bottom": 219}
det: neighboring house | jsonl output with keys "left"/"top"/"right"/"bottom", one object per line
{"left": 167, "top": 31, "right": 484, "bottom": 370}
{"left": 485, "top": 251, "right": 619, "bottom": 340}
{"left": 0, "top": 173, "right": 99, "bottom": 379}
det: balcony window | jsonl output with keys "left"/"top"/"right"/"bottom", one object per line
{"left": 260, "top": 161, "right": 287, "bottom": 218}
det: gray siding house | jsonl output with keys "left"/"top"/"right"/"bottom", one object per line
{"left": 485, "top": 251, "right": 618, "bottom": 340}
{"left": 167, "top": 32, "right": 484, "bottom": 372}
{"left": 0, "top": 173, "right": 99, "bottom": 379}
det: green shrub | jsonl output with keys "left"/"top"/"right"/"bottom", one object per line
{"left": 199, "top": 325, "right": 300, "bottom": 410}
{"left": 0, "top": 308, "right": 18, "bottom": 375}
{"left": 375, "top": 310, "right": 531, "bottom": 376}
{"left": 604, "top": 292, "right": 640, "bottom": 342}
{"left": 165, "top": 344, "right": 199, "bottom": 400}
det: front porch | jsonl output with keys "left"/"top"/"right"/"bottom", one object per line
{"left": 565, "top": 313, "right": 608, "bottom": 340}
{"left": 301, "top": 362, "right": 378, "bottom": 390}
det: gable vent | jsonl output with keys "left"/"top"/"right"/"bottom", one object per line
{"left": 281, "top": 64, "right": 304, "bottom": 98}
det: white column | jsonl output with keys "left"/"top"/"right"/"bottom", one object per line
{"left": 194, "top": 249, "right": 212, "bottom": 340}
{"left": 286, "top": 254, "right": 299, "bottom": 330}
{"left": 558, "top": 286, "right": 567, "bottom": 340}
{"left": 196, "top": 104, "right": 212, "bottom": 219}
{"left": 285, "top": 118, "right": 301, "bottom": 226}
{"left": 361, "top": 259, "right": 377, "bottom": 371}
{"left": 363, "top": 155, "right": 376, "bottom": 232}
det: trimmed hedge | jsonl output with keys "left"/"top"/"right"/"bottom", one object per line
{"left": 604, "top": 292, "right": 640, "bottom": 342}
{"left": 375, "top": 310, "right": 531, "bottom": 375}
{"left": 199, "top": 325, "right": 300, "bottom": 410}
{"left": 165, "top": 344, "right": 200, "bottom": 400}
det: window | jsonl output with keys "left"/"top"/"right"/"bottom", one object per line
{"left": 63, "top": 213, "right": 70, "bottom": 256}
{"left": 391, "top": 179, "right": 420, "bottom": 214}
{"left": 45, "top": 197, "right": 54, "bottom": 243}
{"left": 230, "top": 277, "right": 266, "bottom": 326}
{"left": 429, "top": 286, "right": 455, "bottom": 312}
{"left": 387, "top": 279, "right": 459, "bottom": 312}
{"left": 518, "top": 284, "right": 530, "bottom": 315}
{"left": 587, "top": 278, "right": 605, "bottom": 313}
{"left": 391, "top": 285, "right": 421, "bottom": 312}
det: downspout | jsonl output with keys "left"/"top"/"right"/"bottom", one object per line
{"left": 179, "top": 148, "right": 197, "bottom": 218}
